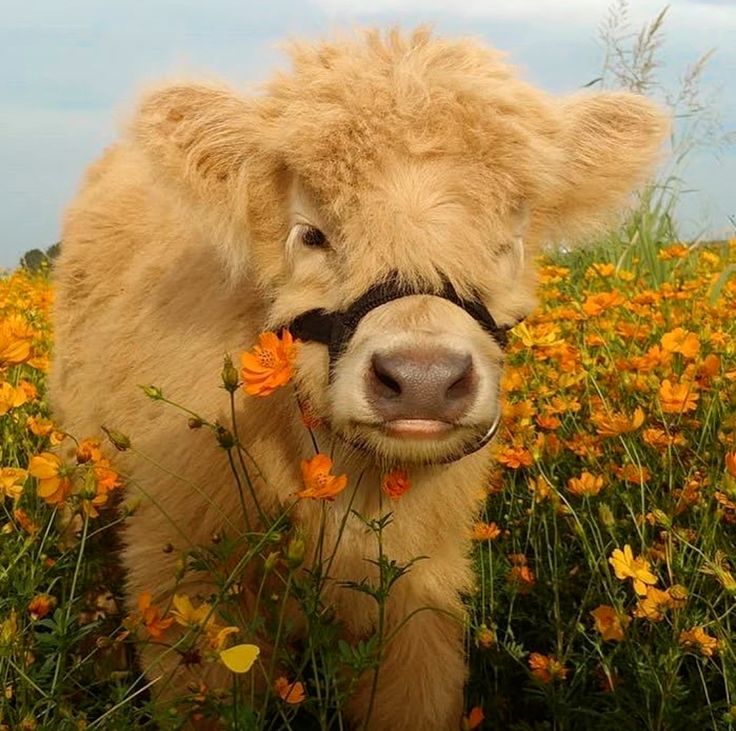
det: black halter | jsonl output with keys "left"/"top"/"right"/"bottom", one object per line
{"left": 284, "top": 271, "right": 512, "bottom": 458}
{"left": 285, "top": 271, "right": 511, "bottom": 369}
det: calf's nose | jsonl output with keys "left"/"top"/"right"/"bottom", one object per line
{"left": 367, "top": 347, "right": 476, "bottom": 423}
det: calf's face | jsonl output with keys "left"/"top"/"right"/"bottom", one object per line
{"left": 130, "top": 29, "right": 668, "bottom": 466}
{"left": 275, "top": 168, "right": 531, "bottom": 465}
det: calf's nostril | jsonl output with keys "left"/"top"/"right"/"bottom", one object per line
{"left": 371, "top": 354, "right": 403, "bottom": 398}
{"left": 445, "top": 355, "right": 474, "bottom": 401}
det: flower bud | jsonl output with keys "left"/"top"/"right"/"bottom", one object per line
{"left": 221, "top": 355, "right": 240, "bottom": 393}
{"left": 476, "top": 624, "right": 495, "bottom": 649}
{"left": 263, "top": 552, "right": 279, "bottom": 574}
{"left": 215, "top": 425, "right": 235, "bottom": 450}
{"left": 598, "top": 503, "right": 615, "bottom": 530}
{"left": 102, "top": 427, "right": 131, "bottom": 452}
{"left": 188, "top": 416, "right": 203, "bottom": 429}
{"left": 286, "top": 534, "right": 306, "bottom": 569}
{"left": 142, "top": 385, "right": 163, "bottom": 400}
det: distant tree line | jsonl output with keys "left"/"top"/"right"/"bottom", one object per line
{"left": 20, "top": 242, "right": 60, "bottom": 272}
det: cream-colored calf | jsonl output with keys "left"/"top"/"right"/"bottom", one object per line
{"left": 50, "top": 28, "right": 667, "bottom": 729}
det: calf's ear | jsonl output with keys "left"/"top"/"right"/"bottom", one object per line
{"left": 543, "top": 91, "right": 670, "bottom": 240}
{"left": 129, "top": 83, "right": 277, "bottom": 276}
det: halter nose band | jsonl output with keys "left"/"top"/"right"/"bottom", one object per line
{"left": 286, "top": 272, "right": 511, "bottom": 371}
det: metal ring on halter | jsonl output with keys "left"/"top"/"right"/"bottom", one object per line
{"left": 435, "top": 406, "right": 502, "bottom": 463}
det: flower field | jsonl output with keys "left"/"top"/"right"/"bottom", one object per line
{"left": 1, "top": 239, "right": 735, "bottom": 730}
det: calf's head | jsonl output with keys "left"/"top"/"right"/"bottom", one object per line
{"left": 131, "top": 29, "right": 668, "bottom": 465}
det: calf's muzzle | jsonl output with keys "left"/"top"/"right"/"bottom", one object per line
{"left": 368, "top": 348, "right": 476, "bottom": 424}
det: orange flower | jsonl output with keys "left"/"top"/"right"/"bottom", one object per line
{"left": 659, "top": 379, "right": 698, "bottom": 414}
{"left": 609, "top": 545, "right": 657, "bottom": 596}
{"left": 476, "top": 625, "right": 495, "bottom": 648}
{"left": 28, "top": 452, "right": 73, "bottom": 505}
{"left": 0, "top": 381, "right": 28, "bottom": 415}
{"left": 592, "top": 407, "right": 645, "bottom": 438}
{"left": 297, "top": 453, "right": 348, "bottom": 501}
{"left": 26, "top": 416, "right": 55, "bottom": 437}
{"left": 567, "top": 472, "right": 604, "bottom": 497}
{"left": 507, "top": 565, "right": 536, "bottom": 593}
{"left": 28, "top": 594, "right": 56, "bottom": 621}
{"left": 658, "top": 243, "right": 689, "bottom": 260}
{"left": 381, "top": 469, "right": 411, "bottom": 501}
{"left": 137, "top": 592, "right": 174, "bottom": 639}
{"left": 582, "top": 292, "right": 625, "bottom": 317}
{"left": 13, "top": 508, "right": 39, "bottom": 534}
{"left": 76, "top": 438, "right": 103, "bottom": 464}
{"left": 586, "top": 262, "right": 616, "bottom": 278}
{"left": 535, "top": 413, "right": 561, "bottom": 430}
{"left": 590, "top": 605, "right": 630, "bottom": 642}
{"left": 497, "top": 445, "right": 534, "bottom": 469}
{"left": 614, "top": 463, "right": 651, "bottom": 485}
{"left": 679, "top": 627, "right": 719, "bottom": 657}
{"left": 660, "top": 327, "right": 699, "bottom": 359}
{"left": 240, "top": 330, "right": 298, "bottom": 396}
{"left": 297, "top": 395, "right": 322, "bottom": 429}
{"left": 472, "top": 521, "right": 501, "bottom": 541}
{"left": 0, "top": 467, "right": 27, "bottom": 501}
{"left": 0, "top": 319, "right": 32, "bottom": 365}
{"left": 726, "top": 453, "right": 736, "bottom": 478}
{"left": 463, "top": 706, "right": 485, "bottom": 730}
{"left": 274, "top": 676, "right": 306, "bottom": 704}
{"left": 634, "top": 586, "right": 672, "bottom": 621}
{"left": 529, "top": 653, "right": 568, "bottom": 683}
{"left": 642, "top": 428, "right": 686, "bottom": 449}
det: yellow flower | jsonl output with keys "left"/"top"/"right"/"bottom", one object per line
{"left": 609, "top": 545, "right": 657, "bottom": 596}
{"left": 171, "top": 594, "right": 212, "bottom": 628}
{"left": 0, "top": 468, "right": 27, "bottom": 501}
{"left": 590, "top": 605, "right": 630, "bottom": 642}
{"left": 220, "top": 643, "right": 260, "bottom": 673}
{"left": 28, "top": 452, "right": 73, "bottom": 505}
{"left": 679, "top": 627, "right": 719, "bottom": 657}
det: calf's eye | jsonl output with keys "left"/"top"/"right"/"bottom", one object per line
{"left": 300, "top": 226, "right": 329, "bottom": 249}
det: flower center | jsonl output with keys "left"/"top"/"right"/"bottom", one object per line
{"left": 258, "top": 349, "right": 278, "bottom": 369}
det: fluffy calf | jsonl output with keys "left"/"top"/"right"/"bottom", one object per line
{"left": 50, "top": 29, "right": 667, "bottom": 729}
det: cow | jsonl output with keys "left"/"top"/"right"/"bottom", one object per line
{"left": 49, "top": 28, "right": 667, "bottom": 730}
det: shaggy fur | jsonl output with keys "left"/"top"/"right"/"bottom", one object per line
{"left": 50, "top": 28, "right": 668, "bottom": 730}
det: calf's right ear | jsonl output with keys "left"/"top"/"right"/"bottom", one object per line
{"left": 129, "top": 83, "right": 276, "bottom": 275}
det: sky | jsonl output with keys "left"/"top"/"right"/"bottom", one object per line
{"left": 1, "top": 0, "right": 734, "bottom": 268}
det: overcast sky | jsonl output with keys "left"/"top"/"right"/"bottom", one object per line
{"left": 1, "top": 0, "right": 734, "bottom": 268}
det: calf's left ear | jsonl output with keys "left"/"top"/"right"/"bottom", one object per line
{"left": 544, "top": 91, "right": 670, "bottom": 239}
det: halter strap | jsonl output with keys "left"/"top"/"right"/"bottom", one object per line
{"left": 286, "top": 272, "right": 510, "bottom": 370}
